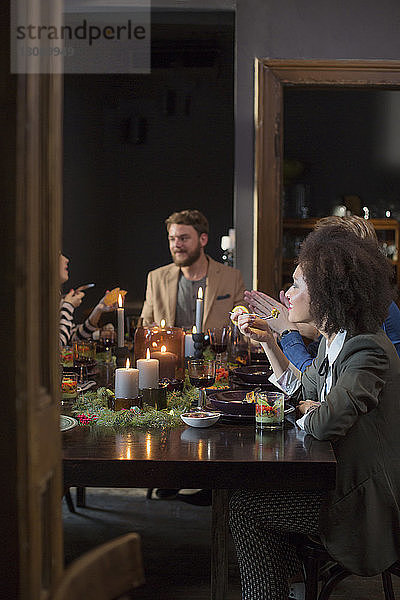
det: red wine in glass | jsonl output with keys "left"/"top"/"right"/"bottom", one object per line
{"left": 208, "top": 327, "right": 230, "bottom": 363}
{"left": 189, "top": 375, "right": 216, "bottom": 389}
{"left": 210, "top": 342, "right": 227, "bottom": 355}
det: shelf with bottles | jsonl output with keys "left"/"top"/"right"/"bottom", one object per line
{"left": 282, "top": 218, "right": 400, "bottom": 289}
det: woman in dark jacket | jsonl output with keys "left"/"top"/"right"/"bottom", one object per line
{"left": 230, "top": 225, "right": 400, "bottom": 600}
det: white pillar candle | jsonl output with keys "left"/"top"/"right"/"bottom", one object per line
{"left": 185, "top": 326, "right": 197, "bottom": 357}
{"left": 195, "top": 287, "right": 204, "bottom": 332}
{"left": 137, "top": 349, "right": 159, "bottom": 389}
{"left": 114, "top": 358, "right": 139, "bottom": 399}
{"left": 117, "top": 294, "right": 124, "bottom": 348}
{"left": 151, "top": 345, "right": 177, "bottom": 379}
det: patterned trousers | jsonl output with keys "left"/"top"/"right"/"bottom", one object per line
{"left": 229, "top": 489, "right": 327, "bottom": 600}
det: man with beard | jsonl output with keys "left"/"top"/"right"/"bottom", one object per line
{"left": 141, "top": 209, "right": 245, "bottom": 330}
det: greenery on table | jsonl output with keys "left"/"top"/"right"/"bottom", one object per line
{"left": 71, "top": 358, "right": 232, "bottom": 429}
{"left": 72, "top": 386, "right": 199, "bottom": 429}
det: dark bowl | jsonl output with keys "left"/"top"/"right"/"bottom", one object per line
{"left": 233, "top": 365, "right": 272, "bottom": 384}
{"left": 207, "top": 390, "right": 256, "bottom": 416}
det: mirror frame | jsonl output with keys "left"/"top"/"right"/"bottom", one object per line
{"left": 254, "top": 59, "right": 400, "bottom": 296}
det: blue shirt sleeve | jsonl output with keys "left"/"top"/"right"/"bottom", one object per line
{"left": 279, "top": 331, "right": 321, "bottom": 373}
{"left": 382, "top": 301, "right": 400, "bottom": 357}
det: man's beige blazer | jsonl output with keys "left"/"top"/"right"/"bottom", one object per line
{"left": 140, "top": 256, "right": 245, "bottom": 330}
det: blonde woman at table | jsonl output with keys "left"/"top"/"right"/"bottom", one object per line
{"left": 59, "top": 254, "right": 117, "bottom": 346}
{"left": 230, "top": 225, "right": 400, "bottom": 600}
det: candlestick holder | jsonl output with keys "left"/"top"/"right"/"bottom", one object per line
{"left": 114, "top": 346, "right": 131, "bottom": 368}
{"left": 192, "top": 332, "right": 205, "bottom": 359}
{"left": 134, "top": 324, "right": 185, "bottom": 380}
{"left": 141, "top": 387, "right": 167, "bottom": 410}
{"left": 111, "top": 394, "right": 143, "bottom": 411}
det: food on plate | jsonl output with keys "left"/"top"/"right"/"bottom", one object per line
{"left": 103, "top": 287, "right": 127, "bottom": 306}
{"left": 230, "top": 305, "right": 249, "bottom": 323}
{"left": 183, "top": 412, "right": 213, "bottom": 419}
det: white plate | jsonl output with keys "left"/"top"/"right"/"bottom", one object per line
{"left": 181, "top": 412, "right": 221, "bottom": 428}
{"left": 60, "top": 415, "right": 78, "bottom": 432}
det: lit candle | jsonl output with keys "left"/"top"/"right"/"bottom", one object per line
{"left": 114, "top": 358, "right": 139, "bottom": 400}
{"left": 137, "top": 348, "right": 159, "bottom": 389}
{"left": 185, "top": 325, "right": 196, "bottom": 357}
{"left": 195, "top": 287, "right": 204, "bottom": 332}
{"left": 117, "top": 294, "right": 125, "bottom": 348}
{"left": 151, "top": 345, "right": 177, "bottom": 379}
{"left": 160, "top": 318, "right": 166, "bottom": 328}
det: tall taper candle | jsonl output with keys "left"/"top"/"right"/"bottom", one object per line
{"left": 195, "top": 287, "right": 204, "bottom": 332}
{"left": 117, "top": 293, "right": 124, "bottom": 348}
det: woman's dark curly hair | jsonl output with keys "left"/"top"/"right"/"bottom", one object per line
{"left": 298, "top": 225, "right": 395, "bottom": 337}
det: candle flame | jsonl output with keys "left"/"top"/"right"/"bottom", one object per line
{"left": 161, "top": 345, "right": 166, "bottom": 353}
{"left": 118, "top": 294, "right": 123, "bottom": 308}
{"left": 125, "top": 357, "right": 130, "bottom": 368}
{"left": 192, "top": 325, "right": 197, "bottom": 334}
{"left": 160, "top": 318, "right": 166, "bottom": 328}
{"left": 146, "top": 348, "right": 150, "bottom": 359}
{"left": 197, "top": 287, "right": 203, "bottom": 300}
{"left": 152, "top": 341, "right": 157, "bottom": 347}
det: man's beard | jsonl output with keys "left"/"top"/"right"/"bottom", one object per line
{"left": 172, "top": 243, "right": 202, "bottom": 267}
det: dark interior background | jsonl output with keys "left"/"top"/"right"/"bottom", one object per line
{"left": 63, "top": 9, "right": 234, "bottom": 320}
{"left": 284, "top": 88, "right": 400, "bottom": 220}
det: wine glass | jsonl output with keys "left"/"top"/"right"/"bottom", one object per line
{"left": 207, "top": 327, "right": 230, "bottom": 364}
{"left": 187, "top": 359, "right": 216, "bottom": 409}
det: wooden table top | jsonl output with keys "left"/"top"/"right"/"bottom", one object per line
{"left": 63, "top": 419, "right": 336, "bottom": 490}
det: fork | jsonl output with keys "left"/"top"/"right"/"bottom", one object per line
{"left": 229, "top": 312, "right": 279, "bottom": 321}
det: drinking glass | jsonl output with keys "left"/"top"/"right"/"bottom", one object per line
{"left": 207, "top": 327, "right": 230, "bottom": 364}
{"left": 61, "top": 373, "right": 78, "bottom": 404}
{"left": 73, "top": 340, "right": 96, "bottom": 366}
{"left": 60, "top": 345, "right": 73, "bottom": 367}
{"left": 255, "top": 391, "right": 284, "bottom": 429}
{"left": 187, "top": 358, "right": 216, "bottom": 409}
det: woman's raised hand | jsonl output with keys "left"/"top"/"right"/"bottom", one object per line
{"left": 232, "top": 311, "right": 275, "bottom": 344}
{"left": 96, "top": 291, "right": 118, "bottom": 313}
{"left": 64, "top": 289, "right": 85, "bottom": 308}
{"left": 243, "top": 290, "right": 297, "bottom": 335}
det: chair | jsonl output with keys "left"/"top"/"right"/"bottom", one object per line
{"left": 297, "top": 535, "right": 400, "bottom": 600}
{"left": 52, "top": 533, "right": 145, "bottom": 600}
{"left": 63, "top": 486, "right": 87, "bottom": 513}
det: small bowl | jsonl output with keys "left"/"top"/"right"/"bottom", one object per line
{"left": 181, "top": 411, "right": 221, "bottom": 428}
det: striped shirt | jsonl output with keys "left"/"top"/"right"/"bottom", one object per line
{"left": 59, "top": 299, "right": 97, "bottom": 347}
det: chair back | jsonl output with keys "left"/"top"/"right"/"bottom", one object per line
{"left": 52, "top": 533, "right": 145, "bottom": 600}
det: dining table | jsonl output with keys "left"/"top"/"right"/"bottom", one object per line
{"left": 63, "top": 415, "right": 336, "bottom": 600}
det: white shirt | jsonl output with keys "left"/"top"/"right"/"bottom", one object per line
{"left": 270, "top": 330, "right": 347, "bottom": 430}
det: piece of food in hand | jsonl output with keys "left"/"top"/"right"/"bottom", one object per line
{"left": 270, "top": 307, "right": 280, "bottom": 319}
{"left": 230, "top": 305, "right": 249, "bottom": 323}
{"left": 103, "top": 287, "right": 127, "bottom": 306}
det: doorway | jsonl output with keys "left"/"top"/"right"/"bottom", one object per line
{"left": 254, "top": 59, "right": 400, "bottom": 296}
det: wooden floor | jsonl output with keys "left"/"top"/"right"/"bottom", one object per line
{"left": 63, "top": 488, "right": 400, "bottom": 599}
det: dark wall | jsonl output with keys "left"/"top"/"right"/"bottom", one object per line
{"left": 63, "top": 11, "right": 234, "bottom": 316}
{"left": 236, "top": 0, "right": 400, "bottom": 288}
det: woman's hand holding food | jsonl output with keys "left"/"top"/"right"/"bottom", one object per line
{"left": 235, "top": 312, "right": 275, "bottom": 345}
{"left": 88, "top": 287, "right": 126, "bottom": 327}
{"left": 243, "top": 290, "right": 297, "bottom": 335}
{"left": 64, "top": 289, "right": 85, "bottom": 308}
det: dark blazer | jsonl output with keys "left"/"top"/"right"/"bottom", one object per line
{"left": 302, "top": 329, "right": 400, "bottom": 575}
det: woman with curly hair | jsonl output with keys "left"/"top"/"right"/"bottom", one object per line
{"left": 230, "top": 225, "right": 400, "bottom": 600}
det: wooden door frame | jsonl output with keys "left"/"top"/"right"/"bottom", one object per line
{"left": 1, "top": 0, "right": 64, "bottom": 597}
{"left": 254, "top": 59, "right": 400, "bottom": 296}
